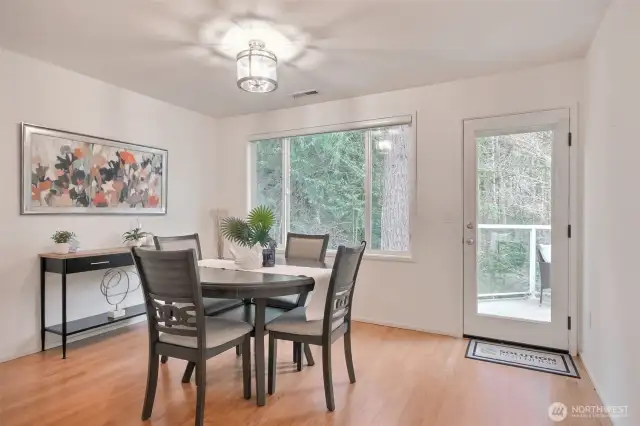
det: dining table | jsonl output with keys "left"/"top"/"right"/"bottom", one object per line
{"left": 197, "top": 257, "right": 331, "bottom": 406}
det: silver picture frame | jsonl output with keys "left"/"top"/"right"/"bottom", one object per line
{"left": 21, "top": 123, "right": 168, "bottom": 215}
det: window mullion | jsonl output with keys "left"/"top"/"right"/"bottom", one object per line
{"left": 282, "top": 137, "right": 291, "bottom": 246}
{"left": 364, "top": 130, "right": 372, "bottom": 245}
{"left": 248, "top": 143, "right": 258, "bottom": 209}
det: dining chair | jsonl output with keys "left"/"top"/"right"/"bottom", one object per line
{"left": 132, "top": 247, "right": 253, "bottom": 426}
{"left": 267, "top": 232, "right": 330, "bottom": 307}
{"left": 266, "top": 241, "right": 366, "bottom": 411}
{"left": 154, "top": 234, "right": 245, "bottom": 362}
{"left": 285, "top": 232, "right": 331, "bottom": 262}
{"left": 266, "top": 232, "right": 330, "bottom": 366}
{"left": 537, "top": 244, "right": 551, "bottom": 306}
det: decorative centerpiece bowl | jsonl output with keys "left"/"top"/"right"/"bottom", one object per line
{"left": 220, "top": 206, "right": 276, "bottom": 269}
{"left": 228, "top": 244, "right": 264, "bottom": 270}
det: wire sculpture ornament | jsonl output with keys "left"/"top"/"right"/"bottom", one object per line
{"left": 100, "top": 267, "right": 140, "bottom": 307}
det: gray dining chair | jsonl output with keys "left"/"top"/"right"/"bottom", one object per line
{"left": 132, "top": 247, "right": 253, "bottom": 426}
{"left": 285, "top": 232, "right": 331, "bottom": 262}
{"left": 266, "top": 241, "right": 366, "bottom": 411}
{"left": 266, "top": 232, "right": 330, "bottom": 367}
{"left": 154, "top": 234, "right": 245, "bottom": 362}
{"left": 537, "top": 244, "right": 551, "bottom": 306}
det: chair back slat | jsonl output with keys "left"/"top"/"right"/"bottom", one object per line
{"left": 149, "top": 298, "right": 197, "bottom": 336}
{"left": 132, "top": 248, "right": 204, "bottom": 341}
{"left": 330, "top": 287, "right": 353, "bottom": 322}
{"left": 323, "top": 242, "right": 366, "bottom": 334}
{"left": 154, "top": 234, "right": 203, "bottom": 260}
{"left": 286, "top": 233, "right": 330, "bottom": 262}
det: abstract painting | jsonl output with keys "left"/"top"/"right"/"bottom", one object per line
{"left": 21, "top": 123, "right": 167, "bottom": 214}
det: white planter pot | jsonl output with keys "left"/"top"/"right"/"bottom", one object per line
{"left": 125, "top": 239, "right": 144, "bottom": 247}
{"left": 229, "top": 244, "right": 263, "bottom": 270}
{"left": 53, "top": 243, "right": 70, "bottom": 254}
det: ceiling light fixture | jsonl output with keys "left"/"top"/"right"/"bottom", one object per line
{"left": 236, "top": 39, "right": 277, "bottom": 93}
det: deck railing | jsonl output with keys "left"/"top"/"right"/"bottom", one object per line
{"left": 477, "top": 224, "right": 551, "bottom": 298}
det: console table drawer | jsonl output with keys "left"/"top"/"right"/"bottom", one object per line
{"left": 66, "top": 253, "right": 134, "bottom": 274}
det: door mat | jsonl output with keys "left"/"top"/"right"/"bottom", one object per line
{"left": 465, "top": 339, "right": 579, "bottom": 378}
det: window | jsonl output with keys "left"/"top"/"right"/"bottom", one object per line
{"left": 251, "top": 117, "right": 412, "bottom": 255}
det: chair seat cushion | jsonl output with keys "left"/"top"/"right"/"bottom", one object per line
{"left": 265, "top": 307, "right": 344, "bottom": 336}
{"left": 269, "top": 295, "right": 299, "bottom": 305}
{"left": 159, "top": 317, "right": 252, "bottom": 349}
{"left": 265, "top": 295, "right": 299, "bottom": 310}
{"left": 203, "top": 298, "right": 244, "bottom": 316}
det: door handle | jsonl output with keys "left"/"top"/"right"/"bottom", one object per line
{"left": 465, "top": 238, "right": 475, "bottom": 245}
{"left": 466, "top": 222, "right": 474, "bottom": 230}
{"left": 90, "top": 261, "right": 110, "bottom": 265}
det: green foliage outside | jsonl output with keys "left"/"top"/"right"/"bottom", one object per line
{"left": 476, "top": 131, "right": 552, "bottom": 294}
{"left": 289, "top": 131, "right": 365, "bottom": 248}
{"left": 254, "top": 127, "right": 409, "bottom": 251}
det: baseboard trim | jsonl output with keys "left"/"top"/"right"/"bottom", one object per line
{"left": 578, "top": 351, "right": 617, "bottom": 425}
{"left": 352, "top": 316, "right": 458, "bottom": 338}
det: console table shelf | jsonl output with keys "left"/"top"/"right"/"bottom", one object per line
{"left": 44, "top": 304, "right": 146, "bottom": 336}
{"left": 40, "top": 247, "right": 144, "bottom": 359}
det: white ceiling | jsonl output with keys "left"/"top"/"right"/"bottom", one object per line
{"left": 0, "top": 0, "right": 609, "bottom": 118}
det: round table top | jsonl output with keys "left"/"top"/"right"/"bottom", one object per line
{"left": 199, "top": 258, "right": 329, "bottom": 299}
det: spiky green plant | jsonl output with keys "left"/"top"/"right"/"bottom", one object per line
{"left": 220, "top": 206, "right": 275, "bottom": 248}
{"left": 122, "top": 227, "right": 149, "bottom": 243}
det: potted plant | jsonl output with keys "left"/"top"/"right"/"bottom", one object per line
{"left": 51, "top": 230, "right": 76, "bottom": 254}
{"left": 122, "top": 226, "right": 149, "bottom": 247}
{"left": 220, "top": 206, "right": 276, "bottom": 269}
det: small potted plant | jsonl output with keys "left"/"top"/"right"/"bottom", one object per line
{"left": 51, "top": 230, "right": 76, "bottom": 254}
{"left": 220, "top": 206, "right": 276, "bottom": 269}
{"left": 122, "top": 226, "right": 149, "bottom": 247}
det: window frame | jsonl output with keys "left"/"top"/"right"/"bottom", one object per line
{"left": 248, "top": 114, "right": 416, "bottom": 260}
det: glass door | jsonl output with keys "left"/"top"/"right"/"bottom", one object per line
{"left": 463, "top": 109, "right": 570, "bottom": 350}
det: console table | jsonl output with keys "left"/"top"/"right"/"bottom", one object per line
{"left": 40, "top": 248, "right": 145, "bottom": 359}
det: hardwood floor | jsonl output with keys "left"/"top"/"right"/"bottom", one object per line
{"left": 0, "top": 322, "right": 610, "bottom": 426}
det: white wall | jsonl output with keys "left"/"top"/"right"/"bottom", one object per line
{"left": 582, "top": 1, "right": 640, "bottom": 424}
{"left": 0, "top": 46, "right": 588, "bottom": 366}
{"left": 0, "top": 49, "right": 217, "bottom": 362}
{"left": 215, "top": 61, "right": 583, "bottom": 337}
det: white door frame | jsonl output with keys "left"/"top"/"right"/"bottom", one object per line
{"left": 461, "top": 107, "right": 578, "bottom": 354}
{"left": 568, "top": 104, "right": 578, "bottom": 357}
